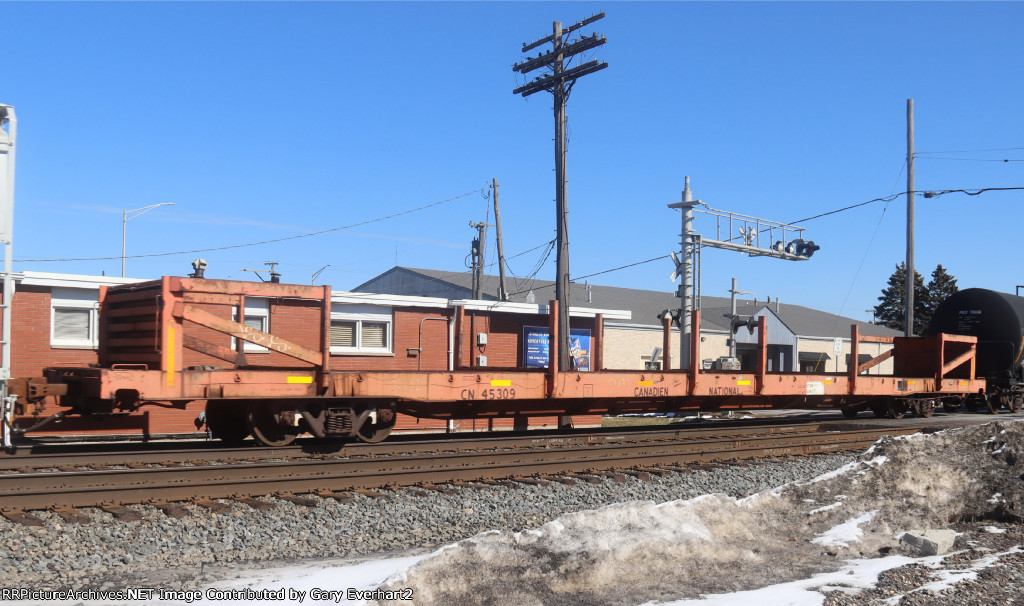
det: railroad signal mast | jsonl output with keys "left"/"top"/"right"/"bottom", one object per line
{"left": 513, "top": 12, "right": 607, "bottom": 372}
{"left": 667, "top": 177, "right": 820, "bottom": 369}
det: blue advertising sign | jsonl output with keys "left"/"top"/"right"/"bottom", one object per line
{"left": 523, "top": 326, "right": 591, "bottom": 371}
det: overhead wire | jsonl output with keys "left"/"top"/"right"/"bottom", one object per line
{"left": 916, "top": 146, "right": 1024, "bottom": 154}
{"left": 17, "top": 187, "right": 487, "bottom": 263}
{"left": 566, "top": 182, "right": 1024, "bottom": 283}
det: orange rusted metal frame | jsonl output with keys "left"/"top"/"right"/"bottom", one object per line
{"left": 154, "top": 277, "right": 332, "bottom": 391}
{"left": 938, "top": 333, "right": 976, "bottom": 381}
{"left": 849, "top": 325, "right": 896, "bottom": 392}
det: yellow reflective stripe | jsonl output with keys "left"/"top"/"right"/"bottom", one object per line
{"left": 287, "top": 376, "right": 314, "bottom": 384}
{"left": 737, "top": 380, "right": 751, "bottom": 386}
{"left": 638, "top": 380, "right": 653, "bottom": 386}
{"left": 166, "top": 325, "right": 175, "bottom": 386}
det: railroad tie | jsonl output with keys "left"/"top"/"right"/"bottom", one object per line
{"left": 621, "top": 470, "right": 652, "bottom": 481}
{"left": 354, "top": 489, "right": 391, "bottom": 499}
{"left": 192, "top": 499, "right": 233, "bottom": 513}
{"left": 416, "top": 484, "right": 460, "bottom": 496}
{"left": 632, "top": 467, "right": 673, "bottom": 478}
{"left": 560, "top": 473, "right": 603, "bottom": 484}
{"left": 1, "top": 511, "right": 44, "bottom": 527}
{"left": 277, "top": 494, "right": 319, "bottom": 508}
{"left": 99, "top": 506, "right": 143, "bottom": 522}
{"left": 538, "top": 475, "right": 577, "bottom": 486}
{"left": 477, "top": 479, "right": 523, "bottom": 490}
{"left": 154, "top": 503, "right": 191, "bottom": 519}
{"left": 587, "top": 471, "right": 627, "bottom": 483}
{"left": 52, "top": 509, "right": 91, "bottom": 524}
{"left": 315, "top": 491, "right": 354, "bottom": 504}
{"left": 510, "top": 477, "right": 550, "bottom": 487}
{"left": 233, "top": 497, "right": 276, "bottom": 512}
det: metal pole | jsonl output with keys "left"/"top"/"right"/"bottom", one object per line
{"left": 678, "top": 178, "right": 698, "bottom": 369}
{"left": 553, "top": 20, "right": 571, "bottom": 371}
{"left": 477, "top": 222, "right": 486, "bottom": 300}
{"left": 0, "top": 105, "right": 16, "bottom": 451}
{"left": 728, "top": 277, "right": 754, "bottom": 359}
{"left": 905, "top": 98, "right": 915, "bottom": 337}
{"left": 121, "top": 209, "right": 127, "bottom": 277}
{"left": 121, "top": 202, "right": 174, "bottom": 278}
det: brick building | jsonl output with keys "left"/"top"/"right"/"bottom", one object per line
{"left": 356, "top": 267, "right": 900, "bottom": 373}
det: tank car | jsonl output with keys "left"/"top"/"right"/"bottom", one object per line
{"left": 927, "top": 288, "right": 1024, "bottom": 411}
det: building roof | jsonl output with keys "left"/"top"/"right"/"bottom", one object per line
{"left": 354, "top": 266, "right": 899, "bottom": 340}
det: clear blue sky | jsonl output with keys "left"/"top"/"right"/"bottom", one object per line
{"left": 5, "top": 2, "right": 1023, "bottom": 321}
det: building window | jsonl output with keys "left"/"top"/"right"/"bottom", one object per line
{"left": 330, "top": 304, "right": 392, "bottom": 355}
{"left": 232, "top": 298, "right": 270, "bottom": 353}
{"left": 51, "top": 287, "right": 99, "bottom": 349}
{"left": 640, "top": 355, "right": 661, "bottom": 370}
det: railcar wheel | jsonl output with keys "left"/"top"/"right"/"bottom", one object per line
{"left": 204, "top": 400, "right": 249, "bottom": 445}
{"left": 1010, "top": 393, "right": 1023, "bottom": 414}
{"left": 840, "top": 406, "right": 858, "bottom": 419}
{"left": 871, "top": 403, "right": 888, "bottom": 418}
{"left": 246, "top": 401, "right": 299, "bottom": 447}
{"left": 942, "top": 399, "right": 961, "bottom": 413}
{"left": 887, "top": 401, "right": 907, "bottom": 419}
{"left": 916, "top": 399, "right": 935, "bottom": 418}
{"left": 356, "top": 407, "right": 396, "bottom": 443}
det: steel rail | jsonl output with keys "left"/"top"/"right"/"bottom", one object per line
{"left": 0, "top": 427, "right": 917, "bottom": 512}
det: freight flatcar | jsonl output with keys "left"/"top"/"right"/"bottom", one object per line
{"left": 3, "top": 276, "right": 991, "bottom": 449}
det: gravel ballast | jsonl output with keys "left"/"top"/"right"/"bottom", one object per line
{"left": 0, "top": 454, "right": 854, "bottom": 592}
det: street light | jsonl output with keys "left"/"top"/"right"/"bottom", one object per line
{"left": 122, "top": 202, "right": 174, "bottom": 277}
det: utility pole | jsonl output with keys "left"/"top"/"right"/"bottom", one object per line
{"left": 469, "top": 221, "right": 486, "bottom": 300}
{"left": 492, "top": 178, "right": 509, "bottom": 301}
{"left": 513, "top": 12, "right": 607, "bottom": 371}
{"left": 905, "top": 99, "right": 916, "bottom": 337}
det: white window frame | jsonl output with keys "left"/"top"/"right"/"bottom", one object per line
{"left": 50, "top": 288, "right": 100, "bottom": 349}
{"left": 330, "top": 304, "right": 393, "bottom": 356}
{"left": 232, "top": 298, "right": 270, "bottom": 354}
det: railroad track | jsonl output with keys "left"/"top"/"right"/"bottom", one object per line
{"left": 0, "top": 422, "right": 923, "bottom": 514}
{"left": 0, "top": 419, "right": 832, "bottom": 470}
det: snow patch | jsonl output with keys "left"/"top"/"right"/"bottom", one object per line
{"left": 811, "top": 511, "right": 877, "bottom": 547}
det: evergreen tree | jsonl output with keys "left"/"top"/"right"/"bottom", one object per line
{"left": 921, "top": 264, "right": 959, "bottom": 330}
{"left": 875, "top": 263, "right": 927, "bottom": 335}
